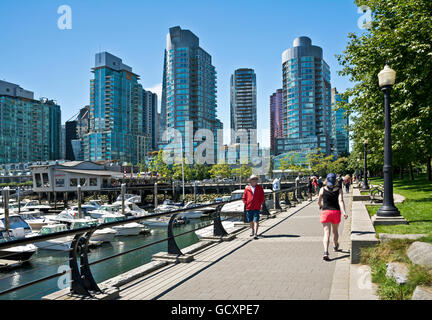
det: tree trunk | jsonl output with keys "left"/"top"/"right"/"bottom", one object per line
{"left": 400, "top": 166, "right": 404, "bottom": 179}
{"left": 427, "top": 156, "right": 432, "bottom": 181}
{"left": 409, "top": 162, "right": 414, "bottom": 181}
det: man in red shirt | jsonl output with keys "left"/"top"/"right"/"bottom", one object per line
{"left": 242, "top": 175, "right": 265, "bottom": 240}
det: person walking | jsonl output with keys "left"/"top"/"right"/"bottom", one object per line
{"left": 312, "top": 176, "right": 318, "bottom": 194}
{"left": 307, "top": 177, "right": 313, "bottom": 201}
{"left": 318, "top": 173, "right": 348, "bottom": 261}
{"left": 242, "top": 175, "right": 265, "bottom": 240}
{"left": 343, "top": 174, "right": 351, "bottom": 193}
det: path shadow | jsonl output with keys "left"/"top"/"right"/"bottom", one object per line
{"left": 259, "top": 234, "right": 300, "bottom": 239}
{"left": 409, "top": 220, "right": 432, "bottom": 223}
{"left": 329, "top": 254, "right": 350, "bottom": 261}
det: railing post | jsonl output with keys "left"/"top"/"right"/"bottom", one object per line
{"left": 292, "top": 187, "right": 298, "bottom": 204}
{"left": 213, "top": 204, "right": 228, "bottom": 236}
{"left": 167, "top": 213, "right": 183, "bottom": 255}
{"left": 273, "top": 192, "right": 282, "bottom": 210}
{"left": 285, "top": 190, "right": 292, "bottom": 207}
{"left": 69, "top": 230, "right": 102, "bottom": 297}
{"left": 296, "top": 181, "right": 304, "bottom": 201}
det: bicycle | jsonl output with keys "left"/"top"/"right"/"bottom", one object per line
{"left": 369, "top": 184, "right": 384, "bottom": 203}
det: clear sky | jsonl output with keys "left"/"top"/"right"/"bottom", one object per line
{"left": 0, "top": 0, "right": 364, "bottom": 147}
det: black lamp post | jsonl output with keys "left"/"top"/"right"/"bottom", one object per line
{"left": 377, "top": 64, "right": 401, "bottom": 217}
{"left": 362, "top": 139, "right": 370, "bottom": 190}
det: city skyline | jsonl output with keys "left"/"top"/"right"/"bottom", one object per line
{"left": 0, "top": 0, "right": 363, "bottom": 148}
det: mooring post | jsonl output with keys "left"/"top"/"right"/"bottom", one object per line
{"left": 2, "top": 187, "right": 10, "bottom": 235}
{"left": 121, "top": 183, "right": 126, "bottom": 216}
{"left": 154, "top": 182, "right": 158, "bottom": 208}
{"left": 77, "top": 185, "right": 82, "bottom": 219}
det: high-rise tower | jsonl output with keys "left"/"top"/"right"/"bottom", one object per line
{"left": 276, "top": 36, "right": 332, "bottom": 160}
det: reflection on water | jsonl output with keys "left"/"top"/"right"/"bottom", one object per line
{"left": 0, "top": 217, "right": 214, "bottom": 300}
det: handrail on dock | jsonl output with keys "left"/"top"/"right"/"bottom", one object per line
{"left": 0, "top": 183, "right": 308, "bottom": 298}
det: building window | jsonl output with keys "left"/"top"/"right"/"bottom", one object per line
{"left": 90, "top": 178, "right": 98, "bottom": 186}
{"left": 42, "top": 173, "right": 50, "bottom": 188}
{"left": 55, "top": 178, "right": 65, "bottom": 187}
{"left": 35, "top": 174, "right": 42, "bottom": 188}
{"left": 79, "top": 178, "right": 87, "bottom": 186}
{"left": 70, "top": 178, "right": 78, "bottom": 187}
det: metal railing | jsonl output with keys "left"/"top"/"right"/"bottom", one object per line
{"left": 0, "top": 183, "right": 308, "bottom": 299}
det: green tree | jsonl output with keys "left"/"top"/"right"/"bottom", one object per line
{"left": 337, "top": 0, "right": 432, "bottom": 180}
{"left": 209, "top": 163, "right": 232, "bottom": 179}
{"left": 191, "top": 164, "right": 210, "bottom": 180}
{"left": 148, "top": 150, "right": 171, "bottom": 180}
{"left": 232, "top": 164, "right": 252, "bottom": 180}
{"left": 306, "top": 149, "right": 334, "bottom": 177}
{"left": 172, "top": 158, "right": 193, "bottom": 181}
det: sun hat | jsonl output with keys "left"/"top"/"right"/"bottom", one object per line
{"left": 326, "top": 173, "right": 336, "bottom": 186}
{"left": 249, "top": 175, "right": 259, "bottom": 181}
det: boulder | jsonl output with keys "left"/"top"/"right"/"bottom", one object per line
{"left": 407, "top": 242, "right": 432, "bottom": 269}
{"left": 412, "top": 286, "right": 432, "bottom": 300}
{"left": 386, "top": 262, "right": 409, "bottom": 285}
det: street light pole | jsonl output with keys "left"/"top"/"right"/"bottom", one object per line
{"left": 377, "top": 64, "right": 400, "bottom": 217}
{"left": 362, "top": 139, "right": 369, "bottom": 190}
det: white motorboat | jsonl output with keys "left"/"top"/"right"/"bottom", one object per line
{"left": 220, "top": 189, "right": 274, "bottom": 214}
{"left": 33, "top": 224, "right": 72, "bottom": 251}
{"left": 18, "top": 211, "right": 50, "bottom": 231}
{"left": 89, "top": 202, "right": 149, "bottom": 219}
{"left": 21, "top": 200, "right": 51, "bottom": 213}
{"left": 48, "top": 210, "right": 118, "bottom": 243}
{"left": 98, "top": 214, "right": 144, "bottom": 236}
{"left": 194, "top": 220, "right": 236, "bottom": 239}
{"left": 154, "top": 200, "right": 182, "bottom": 214}
{"left": 116, "top": 194, "right": 141, "bottom": 204}
{"left": 0, "top": 214, "right": 38, "bottom": 261}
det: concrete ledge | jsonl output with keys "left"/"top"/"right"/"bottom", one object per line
{"left": 351, "top": 202, "right": 379, "bottom": 264}
{"left": 151, "top": 252, "right": 194, "bottom": 263}
{"left": 182, "top": 240, "right": 213, "bottom": 255}
{"left": 353, "top": 188, "right": 370, "bottom": 201}
{"left": 200, "top": 233, "right": 237, "bottom": 242}
{"left": 102, "top": 260, "right": 168, "bottom": 288}
{"left": 42, "top": 284, "right": 120, "bottom": 300}
{"left": 372, "top": 215, "right": 408, "bottom": 226}
{"left": 378, "top": 233, "right": 429, "bottom": 242}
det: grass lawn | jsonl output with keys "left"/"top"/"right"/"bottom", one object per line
{"left": 360, "top": 191, "right": 370, "bottom": 196}
{"left": 361, "top": 237, "right": 432, "bottom": 300}
{"left": 366, "top": 174, "right": 432, "bottom": 235}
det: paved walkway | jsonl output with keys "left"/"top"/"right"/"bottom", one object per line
{"left": 116, "top": 192, "right": 353, "bottom": 300}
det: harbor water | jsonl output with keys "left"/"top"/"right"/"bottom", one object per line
{"left": 0, "top": 217, "right": 214, "bottom": 300}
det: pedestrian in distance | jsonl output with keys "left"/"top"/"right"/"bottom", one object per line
{"left": 307, "top": 176, "right": 313, "bottom": 201}
{"left": 242, "top": 175, "right": 265, "bottom": 240}
{"left": 318, "top": 173, "right": 348, "bottom": 261}
{"left": 312, "top": 176, "right": 318, "bottom": 194}
{"left": 343, "top": 174, "right": 351, "bottom": 193}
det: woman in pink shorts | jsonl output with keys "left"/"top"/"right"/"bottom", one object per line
{"left": 318, "top": 173, "right": 348, "bottom": 261}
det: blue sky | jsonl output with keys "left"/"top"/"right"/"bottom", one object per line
{"left": 0, "top": 0, "right": 364, "bottom": 147}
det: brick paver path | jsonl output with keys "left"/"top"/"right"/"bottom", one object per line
{"left": 118, "top": 194, "right": 352, "bottom": 300}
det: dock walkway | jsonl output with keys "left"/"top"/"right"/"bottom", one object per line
{"left": 116, "top": 194, "right": 352, "bottom": 300}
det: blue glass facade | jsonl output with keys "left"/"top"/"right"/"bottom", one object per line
{"left": 331, "top": 88, "right": 349, "bottom": 156}
{"left": 0, "top": 80, "right": 61, "bottom": 164}
{"left": 161, "top": 26, "right": 220, "bottom": 163}
{"left": 84, "top": 52, "right": 149, "bottom": 164}
{"left": 277, "top": 37, "right": 333, "bottom": 159}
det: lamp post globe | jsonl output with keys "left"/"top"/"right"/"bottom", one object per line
{"left": 377, "top": 64, "right": 400, "bottom": 217}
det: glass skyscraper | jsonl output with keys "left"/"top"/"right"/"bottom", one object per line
{"left": 276, "top": 36, "right": 333, "bottom": 161}
{"left": 270, "top": 89, "right": 283, "bottom": 156}
{"left": 0, "top": 80, "right": 61, "bottom": 164}
{"left": 160, "top": 26, "right": 220, "bottom": 163}
{"left": 84, "top": 52, "right": 149, "bottom": 164}
{"left": 331, "top": 88, "right": 349, "bottom": 156}
{"left": 230, "top": 68, "right": 257, "bottom": 145}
